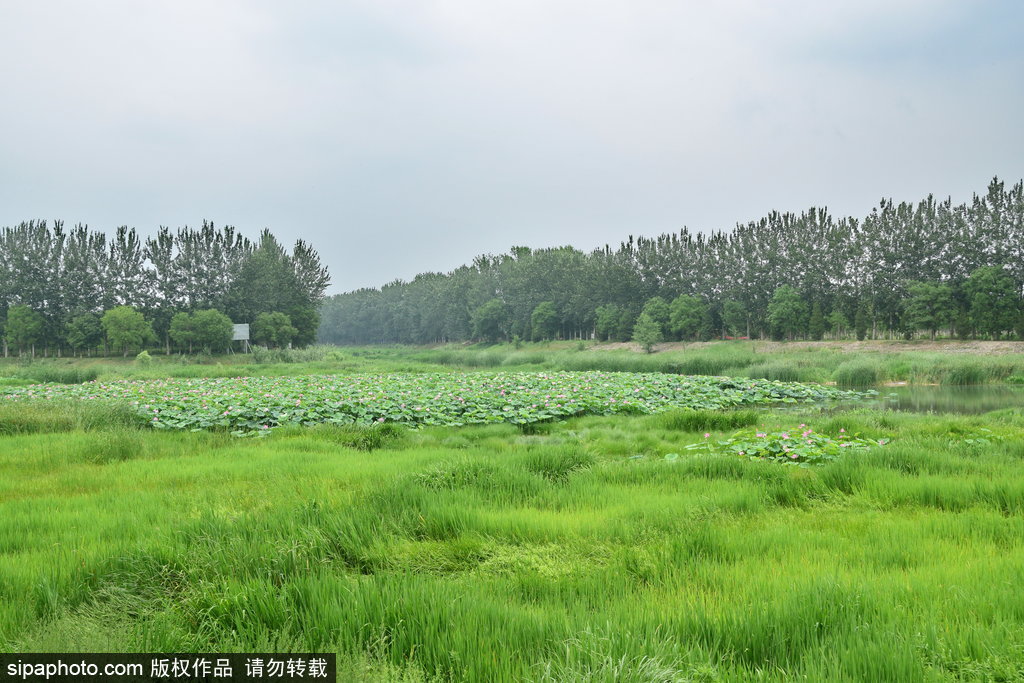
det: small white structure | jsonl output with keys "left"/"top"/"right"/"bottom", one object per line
{"left": 232, "top": 323, "right": 250, "bottom": 353}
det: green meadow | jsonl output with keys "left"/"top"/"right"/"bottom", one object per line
{"left": 3, "top": 343, "right": 1024, "bottom": 680}
{"left": 4, "top": 339, "right": 1024, "bottom": 386}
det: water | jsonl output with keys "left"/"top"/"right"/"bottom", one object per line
{"left": 837, "top": 384, "right": 1024, "bottom": 414}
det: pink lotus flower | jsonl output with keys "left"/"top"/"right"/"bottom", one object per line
{"left": 704, "top": 433, "right": 710, "bottom": 439}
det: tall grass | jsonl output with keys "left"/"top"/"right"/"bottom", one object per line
{"left": 5, "top": 341, "right": 1024, "bottom": 385}
{"left": 4, "top": 407, "right": 1024, "bottom": 679}
{"left": 0, "top": 401, "right": 143, "bottom": 435}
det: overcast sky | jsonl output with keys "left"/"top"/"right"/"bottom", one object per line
{"left": 1, "top": 1, "right": 1021, "bottom": 293}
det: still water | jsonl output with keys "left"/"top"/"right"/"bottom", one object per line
{"left": 844, "top": 384, "right": 1024, "bottom": 415}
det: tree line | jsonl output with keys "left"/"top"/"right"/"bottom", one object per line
{"left": 319, "top": 177, "right": 1024, "bottom": 345}
{"left": 0, "top": 221, "right": 330, "bottom": 356}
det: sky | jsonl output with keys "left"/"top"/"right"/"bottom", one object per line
{"left": 1, "top": 0, "right": 1022, "bottom": 294}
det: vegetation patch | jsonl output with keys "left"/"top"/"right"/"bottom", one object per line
{"left": 683, "top": 424, "right": 888, "bottom": 466}
{"left": 2, "top": 371, "right": 871, "bottom": 434}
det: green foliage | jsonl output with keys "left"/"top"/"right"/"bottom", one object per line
{"left": 252, "top": 312, "right": 297, "bottom": 349}
{"left": 686, "top": 424, "right": 887, "bottom": 466}
{"left": 668, "top": 295, "right": 704, "bottom": 341}
{"left": 4, "top": 371, "right": 872, "bottom": 435}
{"left": 808, "top": 302, "right": 825, "bottom": 341}
{"left": 168, "top": 312, "right": 195, "bottom": 353}
{"left": 827, "top": 309, "right": 849, "bottom": 337}
{"left": 65, "top": 313, "right": 103, "bottom": 354}
{"left": 631, "top": 312, "right": 662, "bottom": 353}
{"left": 471, "top": 299, "right": 508, "bottom": 343}
{"left": 640, "top": 296, "right": 671, "bottom": 337}
{"left": 767, "top": 286, "right": 809, "bottom": 340}
{"left": 721, "top": 300, "right": 747, "bottom": 337}
{"left": 594, "top": 304, "right": 620, "bottom": 341}
{"left": 135, "top": 350, "right": 153, "bottom": 366}
{"left": 965, "top": 266, "right": 1018, "bottom": 339}
{"left": 101, "top": 306, "right": 154, "bottom": 356}
{"left": 904, "top": 281, "right": 953, "bottom": 338}
{"left": 530, "top": 301, "right": 558, "bottom": 341}
{"left": 5, "top": 305, "right": 44, "bottom": 353}
{"left": 191, "top": 309, "right": 234, "bottom": 353}
{"left": 226, "top": 231, "right": 325, "bottom": 347}
{"left": 854, "top": 300, "right": 870, "bottom": 341}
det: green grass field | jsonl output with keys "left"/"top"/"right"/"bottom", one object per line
{"left": 4, "top": 339, "right": 1024, "bottom": 386}
{"left": 3, "top": 345, "right": 1024, "bottom": 680}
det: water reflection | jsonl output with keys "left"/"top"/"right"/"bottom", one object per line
{"left": 829, "top": 385, "right": 1024, "bottom": 414}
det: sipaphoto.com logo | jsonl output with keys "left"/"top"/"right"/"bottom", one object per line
{"left": 0, "top": 653, "right": 336, "bottom": 683}
{"left": 6, "top": 658, "right": 141, "bottom": 680}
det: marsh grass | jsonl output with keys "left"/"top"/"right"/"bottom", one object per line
{"left": 0, "top": 401, "right": 143, "bottom": 435}
{"left": 4, "top": 404, "right": 1024, "bottom": 680}
{"left": 5, "top": 342, "right": 1024, "bottom": 389}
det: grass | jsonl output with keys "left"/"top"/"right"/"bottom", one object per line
{"left": 4, "top": 397, "right": 1024, "bottom": 680}
{"left": 5, "top": 340, "right": 1024, "bottom": 386}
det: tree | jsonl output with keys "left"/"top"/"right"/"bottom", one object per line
{"left": 903, "top": 281, "right": 954, "bottom": 339}
{"left": 668, "top": 295, "right": 705, "bottom": 341}
{"left": 721, "top": 300, "right": 747, "bottom": 338}
{"left": 594, "top": 304, "right": 621, "bottom": 341}
{"left": 964, "top": 266, "right": 1018, "bottom": 339}
{"left": 808, "top": 302, "right": 825, "bottom": 341}
{"left": 226, "top": 230, "right": 322, "bottom": 346}
{"left": 65, "top": 312, "right": 103, "bottom": 356}
{"left": 470, "top": 299, "right": 508, "bottom": 343}
{"left": 767, "top": 286, "right": 809, "bottom": 340}
{"left": 191, "top": 309, "right": 234, "bottom": 353}
{"left": 827, "top": 309, "right": 850, "bottom": 339}
{"left": 698, "top": 303, "right": 720, "bottom": 341}
{"left": 102, "top": 306, "right": 154, "bottom": 356}
{"left": 640, "top": 296, "right": 671, "bottom": 338}
{"left": 632, "top": 311, "right": 662, "bottom": 353}
{"left": 252, "top": 312, "right": 297, "bottom": 349}
{"left": 288, "top": 306, "right": 320, "bottom": 348}
{"left": 5, "top": 305, "right": 44, "bottom": 355}
{"left": 854, "top": 299, "right": 870, "bottom": 341}
{"left": 530, "top": 301, "right": 558, "bottom": 341}
{"left": 169, "top": 312, "right": 196, "bottom": 353}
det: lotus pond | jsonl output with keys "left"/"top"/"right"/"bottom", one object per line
{"left": 2, "top": 371, "right": 873, "bottom": 434}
